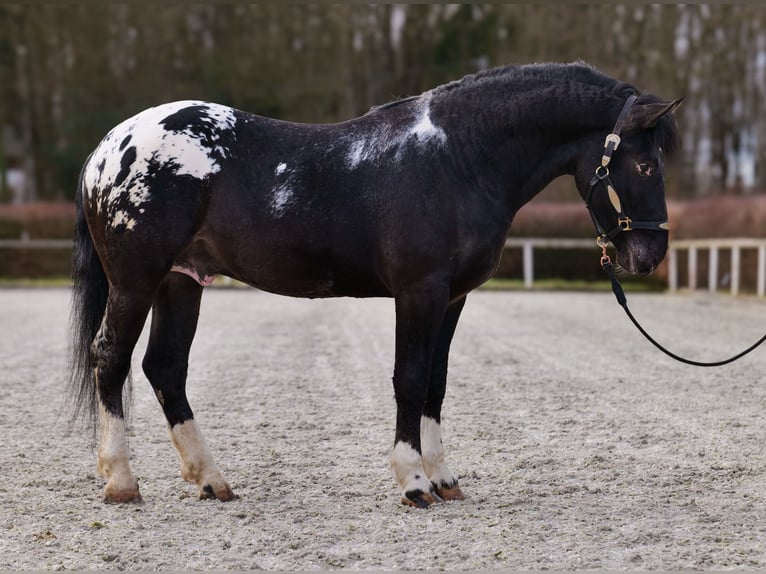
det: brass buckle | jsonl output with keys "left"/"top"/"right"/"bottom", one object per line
{"left": 618, "top": 217, "right": 632, "bottom": 231}
{"left": 596, "top": 236, "right": 611, "bottom": 265}
{"left": 601, "top": 134, "right": 622, "bottom": 167}
{"left": 604, "top": 133, "right": 621, "bottom": 150}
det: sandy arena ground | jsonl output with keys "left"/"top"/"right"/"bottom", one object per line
{"left": 2, "top": 286, "right": 766, "bottom": 570}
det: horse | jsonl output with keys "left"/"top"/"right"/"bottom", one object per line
{"left": 69, "top": 62, "right": 681, "bottom": 508}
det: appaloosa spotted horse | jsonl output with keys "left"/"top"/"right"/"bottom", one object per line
{"left": 69, "top": 62, "right": 681, "bottom": 507}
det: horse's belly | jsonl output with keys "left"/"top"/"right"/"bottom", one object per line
{"left": 236, "top": 268, "right": 390, "bottom": 299}
{"left": 212, "top": 247, "right": 390, "bottom": 298}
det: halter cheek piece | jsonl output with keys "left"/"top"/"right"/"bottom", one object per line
{"left": 584, "top": 94, "right": 670, "bottom": 250}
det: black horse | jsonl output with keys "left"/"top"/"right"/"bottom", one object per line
{"left": 69, "top": 62, "right": 681, "bottom": 507}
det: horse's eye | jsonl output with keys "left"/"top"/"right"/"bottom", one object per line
{"left": 635, "top": 161, "right": 654, "bottom": 176}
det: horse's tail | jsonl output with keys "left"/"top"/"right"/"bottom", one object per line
{"left": 67, "top": 166, "right": 108, "bottom": 431}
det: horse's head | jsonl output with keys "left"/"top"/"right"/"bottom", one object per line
{"left": 577, "top": 94, "right": 683, "bottom": 276}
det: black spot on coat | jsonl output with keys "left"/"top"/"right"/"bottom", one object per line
{"left": 114, "top": 146, "right": 137, "bottom": 187}
{"left": 119, "top": 134, "right": 132, "bottom": 151}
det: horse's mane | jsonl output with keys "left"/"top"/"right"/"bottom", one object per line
{"left": 367, "top": 62, "right": 680, "bottom": 156}
{"left": 434, "top": 61, "right": 681, "bottom": 156}
{"left": 368, "top": 63, "right": 612, "bottom": 114}
{"left": 435, "top": 61, "right": 615, "bottom": 94}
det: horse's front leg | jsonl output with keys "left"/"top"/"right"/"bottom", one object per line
{"left": 421, "top": 295, "right": 466, "bottom": 501}
{"left": 390, "top": 284, "right": 449, "bottom": 508}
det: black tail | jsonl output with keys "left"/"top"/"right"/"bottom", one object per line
{"left": 67, "top": 169, "right": 109, "bottom": 431}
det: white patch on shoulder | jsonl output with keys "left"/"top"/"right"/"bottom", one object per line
{"left": 272, "top": 183, "right": 294, "bottom": 215}
{"left": 345, "top": 91, "right": 446, "bottom": 170}
{"left": 270, "top": 163, "right": 297, "bottom": 217}
{"left": 83, "top": 100, "right": 237, "bottom": 230}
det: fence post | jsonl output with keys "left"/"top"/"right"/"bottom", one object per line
{"left": 687, "top": 245, "right": 697, "bottom": 290}
{"left": 759, "top": 245, "right": 766, "bottom": 297}
{"left": 523, "top": 241, "right": 534, "bottom": 289}
{"left": 708, "top": 246, "right": 718, "bottom": 293}
{"left": 731, "top": 246, "right": 741, "bottom": 296}
{"left": 668, "top": 246, "right": 678, "bottom": 292}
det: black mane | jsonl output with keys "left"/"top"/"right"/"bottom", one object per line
{"left": 433, "top": 62, "right": 680, "bottom": 155}
{"left": 435, "top": 61, "right": 618, "bottom": 94}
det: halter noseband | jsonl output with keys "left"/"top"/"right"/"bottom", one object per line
{"left": 585, "top": 94, "right": 670, "bottom": 247}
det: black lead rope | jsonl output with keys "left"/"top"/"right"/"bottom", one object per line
{"left": 601, "top": 257, "right": 766, "bottom": 367}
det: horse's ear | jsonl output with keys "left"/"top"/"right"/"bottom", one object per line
{"left": 628, "top": 97, "right": 684, "bottom": 130}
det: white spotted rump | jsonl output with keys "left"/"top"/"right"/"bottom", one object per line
{"left": 83, "top": 100, "right": 237, "bottom": 230}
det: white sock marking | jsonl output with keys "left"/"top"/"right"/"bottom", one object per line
{"left": 169, "top": 419, "right": 225, "bottom": 489}
{"left": 97, "top": 402, "right": 137, "bottom": 493}
{"left": 390, "top": 440, "right": 432, "bottom": 495}
{"left": 420, "top": 416, "right": 457, "bottom": 488}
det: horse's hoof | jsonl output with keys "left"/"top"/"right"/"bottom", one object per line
{"left": 434, "top": 480, "right": 466, "bottom": 501}
{"left": 103, "top": 486, "right": 142, "bottom": 504}
{"left": 402, "top": 488, "right": 443, "bottom": 508}
{"left": 436, "top": 484, "right": 465, "bottom": 501}
{"left": 200, "top": 482, "right": 237, "bottom": 501}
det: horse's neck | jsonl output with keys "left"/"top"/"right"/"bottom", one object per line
{"left": 436, "top": 81, "right": 616, "bottom": 215}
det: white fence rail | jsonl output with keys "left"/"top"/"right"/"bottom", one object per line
{"left": 504, "top": 237, "right": 597, "bottom": 288}
{"left": 667, "top": 238, "right": 766, "bottom": 297}
{"left": 506, "top": 237, "right": 766, "bottom": 295}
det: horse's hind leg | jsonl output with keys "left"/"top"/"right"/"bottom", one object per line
{"left": 93, "top": 289, "right": 155, "bottom": 503}
{"left": 421, "top": 295, "right": 466, "bottom": 501}
{"left": 142, "top": 273, "right": 234, "bottom": 501}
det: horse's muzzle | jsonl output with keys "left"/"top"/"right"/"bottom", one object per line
{"left": 614, "top": 230, "right": 669, "bottom": 276}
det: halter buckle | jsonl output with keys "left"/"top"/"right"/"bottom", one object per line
{"left": 601, "top": 134, "right": 622, "bottom": 167}
{"left": 604, "top": 133, "right": 621, "bottom": 150}
{"left": 596, "top": 236, "right": 611, "bottom": 265}
{"left": 618, "top": 216, "right": 632, "bottom": 231}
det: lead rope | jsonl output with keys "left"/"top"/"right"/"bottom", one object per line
{"left": 599, "top": 244, "right": 766, "bottom": 367}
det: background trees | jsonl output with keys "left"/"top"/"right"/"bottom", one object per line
{"left": 1, "top": 4, "right": 763, "bottom": 202}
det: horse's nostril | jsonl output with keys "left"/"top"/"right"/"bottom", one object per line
{"left": 616, "top": 250, "right": 660, "bottom": 277}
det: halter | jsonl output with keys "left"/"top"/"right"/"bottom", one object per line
{"left": 584, "top": 94, "right": 670, "bottom": 254}
{"left": 591, "top": 96, "right": 766, "bottom": 367}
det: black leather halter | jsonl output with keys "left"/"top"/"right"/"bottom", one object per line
{"left": 585, "top": 94, "right": 670, "bottom": 245}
